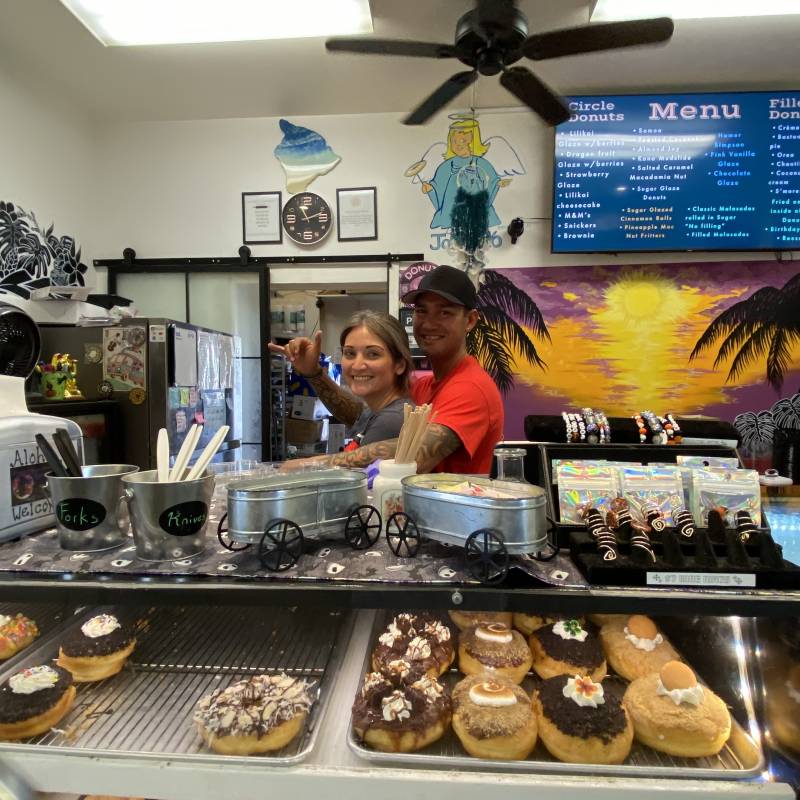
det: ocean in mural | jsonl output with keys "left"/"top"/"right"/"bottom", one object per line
{"left": 495, "top": 261, "right": 800, "bottom": 442}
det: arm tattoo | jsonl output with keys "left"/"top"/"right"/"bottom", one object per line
{"left": 327, "top": 439, "right": 398, "bottom": 468}
{"left": 415, "top": 423, "right": 462, "bottom": 474}
{"left": 306, "top": 372, "right": 364, "bottom": 426}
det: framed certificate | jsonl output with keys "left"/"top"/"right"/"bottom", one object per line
{"left": 242, "top": 191, "right": 282, "bottom": 244}
{"left": 336, "top": 187, "right": 377, "bottom": 241}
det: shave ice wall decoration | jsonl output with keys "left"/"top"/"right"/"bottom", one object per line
{"left": 0, "top": 202, "right": 89, "bottom": 300}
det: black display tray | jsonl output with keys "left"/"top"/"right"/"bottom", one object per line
{"left": 570, "top": 529, "right": 800, "bottom": 589}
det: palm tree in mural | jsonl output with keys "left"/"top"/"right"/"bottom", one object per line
{"left": 689, "top": 270, "right": 800, "bottom": 391}
{"left": 467, "top": 270, "right": 550, "bottom": 395}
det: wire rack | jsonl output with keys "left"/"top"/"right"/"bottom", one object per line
{"left": 348, "top": 612, "right": 764, "bottom": 779}
{"left": 0, "top": 605, "right": 352, "bottom": 765}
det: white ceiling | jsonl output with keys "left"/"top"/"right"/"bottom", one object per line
{"left": 1, "top": 0, "right": 800, "bottom": 123}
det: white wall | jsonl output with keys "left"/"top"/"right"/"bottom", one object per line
{"left": 0, "top": 59, "right": 97, "bottom": 304}
{"left": 93, "top": 107, "right": 797, "bottom": 275}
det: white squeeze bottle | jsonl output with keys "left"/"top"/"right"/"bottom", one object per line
{"left": 372, "top": 459, "right": 417, "bottom": 521}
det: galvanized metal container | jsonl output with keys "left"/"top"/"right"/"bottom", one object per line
{"left": 401, "top": 474, "right": 548, "bottom": 554}
{"left": 123, "top": 469, "right": 213, "bottom": 561}
{"left": 227, "top": 468, "right": 368, "bottom": 543}
{"left": 47, "top": 464, "right": 139, "bottom": 551}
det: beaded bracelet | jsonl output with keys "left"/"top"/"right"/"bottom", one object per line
{"left": 665, "top": 413, "right": 682, "bottom": 444}
{"left": 562, "top": 411, "right": 586, "bottom": 443}
{"left": 581, "top": 407, "right": 600, "bottom": 444}
{"left": 642, "top": 411, "right": 667, "bottom": 445}
{"left": 597, "top": 411, "right": 611, "bottom": 444}
{"left": 633, "top": 412, "right": 648, "bottom": 443}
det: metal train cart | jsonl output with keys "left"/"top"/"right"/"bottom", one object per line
{"left": 217, "top": 469, "right": 380, "bottom": 571}
{"left": 386, "top": 474, "right": 550, "bottom": 584}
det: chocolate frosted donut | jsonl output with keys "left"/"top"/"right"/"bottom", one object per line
{"left": 458, "top": 623, "right": 532, "bottom": 684}
{"left": 530, "top": 620, "right": 606, "bottom": 681}
{"left": 352, "top": 669, "right": 451, "bottom": 753}
{"left": 371, "top": 613, "right": 454, "bottom": 678}
{"left": 57, "top": 613, "right": 137, "bottom": 683}
{"left": 0, "top": 665, "right": 76, "bottom": 739}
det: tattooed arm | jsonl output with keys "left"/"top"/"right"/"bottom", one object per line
{"left": 414, "top": 423, "right": 462, "bottom": 473}
{"left": 305, "top": 371, "right": 364, "bottom": 427}
{"left": 282, "top": 439, "right": 398, "bottom": 471}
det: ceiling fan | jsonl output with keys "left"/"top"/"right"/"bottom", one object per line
{"left": 326, "top": 0, "right": 673, "bottom": 126}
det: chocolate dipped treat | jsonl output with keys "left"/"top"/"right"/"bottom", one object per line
{"left": 458, "top": 623, "right": 532, "bottom": 685}
{"left": 451, "top": 674, "right": 537, "bottom": 760}
{"left": 194, "top": 673, "right": 314, "bottom": 755}
{"left": 0, "top": 665, "right": 76, "bottom": 740}
{"left": 352, "top": 670, "right": 451, "bottom": 753}
{"left": 530, "top": 619, "right": 606, "bottom": 682}
{"left": 533, "top": 674, "right": 633, "bottom": 764}
{"left": 372, "top": 613, "right": 454, "bottom": 678}
{"left": 57, "top": 613, "right": 136, "bottom": 682}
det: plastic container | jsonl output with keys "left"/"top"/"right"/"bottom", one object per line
{"left": 494, "top": 447, "right": 528, "bottom": 483}
{"left": 372, "top": 459, "right": 417, "bottom": 520}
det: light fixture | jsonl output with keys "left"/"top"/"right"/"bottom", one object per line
{"left": 59, "top": 0, "right": 373, "bottom": 47}
{"left": 591, "top": 0, "right": 800, "bottom": 21}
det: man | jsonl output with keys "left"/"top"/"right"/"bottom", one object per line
{"left": 274, "top": 264, "right": 504, "bottom": 474}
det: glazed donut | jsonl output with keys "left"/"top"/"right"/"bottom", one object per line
{"left": 194, "top": 673, "right": 314, "bottom": 755}
{"left": 352, "top": 670, "right": 451, "bottom": 753}
{"left": 530, "top": 620, "right": 606, "bottom": 682}
{"left": 448, "top": 610, "right": 512, "bottom": 631}
{"left": 513, "top": 614, "right": 587, "bottom": 637}
{"left": 0, "top": 665, "right": 76, "bottom": 740}
{"left": 458, "top": 623, "right": 532, "bottom": 684}
{"left": 451, "top": 674, "right": 537, "bottom": 760}
{"left": 57, "top": 613, "right": 136, "bottom": 682}
{"left": 0, "top": 613, "right": 39, "bottom": 660}
{"left": 623, "top": 661, "right": 731, "bottom": 757}
{"left": 599, "top": 615, "right": 680, "bottom": 681}
{"left": 534, "top": 674, "right": 632, "bottom": 764}
{"left": 767, "top": 663, "right": 800, "bottom": 752}
{"left": 372, "top": 613, "right": 454, "bottom": 678}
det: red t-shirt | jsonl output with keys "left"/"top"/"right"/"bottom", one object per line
{"left": 411, "top": 356, "right": 504, "bottom": 475}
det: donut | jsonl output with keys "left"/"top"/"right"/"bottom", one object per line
{"left": 372, "top": 614, "right": 454, "bottom": 678}
{"left": 623, "top": 661, "right": 731, "bottom": 757}
{"left": 458, "top": 623, "right": 532, "bottom": 684}
{"left": 0, "top": 665, "right": 76, "bottom": 740}
{"left": 448, "top": 610, "right": 512, "bottom": 631}
{"left": 57, "top": 613, "right": 136, "bottom": 682}
{"left": 194, "top": 673, "right": 314, "bottom": 755}
{"left": 0, "top": 614, "right": 39, "bottom": 660}
{"left": 533, "top": 674, "right": 633, "bottom": 764}
{"left": 352, "top": 669, "right": 451, "bottom": 753}
{"left": 530, "top": 620, "right": 606, "bottom": 682}
{"left": 767, "top": 663, "right": 800, "bottom": 752}
{"left": 451, "top": 674, "right": 537, "bottom": 760}
{"left": 513, "top": 614, "right": 586, "bottom": 637}
{"left": 599, "top": 615, "right": 681, "bottom": 681}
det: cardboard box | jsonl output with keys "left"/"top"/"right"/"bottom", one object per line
{"left": 326, "top": 423, "right": 345, "bottom": 454}
{"left": 285, "top": 416, "right": 323, "bottom": 444}
{"left": 290, "top": 395, "right": 328, "bottom": 421}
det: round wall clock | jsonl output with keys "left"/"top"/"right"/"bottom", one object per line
{"left": 282, "top": 192, "right": 333, "bottom": 245}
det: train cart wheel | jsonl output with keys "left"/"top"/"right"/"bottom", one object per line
{"left": 386, "top": 512, "right": 420, "bottom": 558}
{"left": 258, "top": 519, "right": 304, "bottom": 572}
{"left": 464, "top": 529, "right": 509, "bottom": 585}
{"left": 217, "top": 514, "right": 251, "bottom": 552}
{"left": 345, "top": 505, "right": 382, "bottom": 550}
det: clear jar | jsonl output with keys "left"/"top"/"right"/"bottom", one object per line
{"left": 493, "top": 447, "right": 528, "bottom": 483}
{"left": 372, "top": 459, "right": 417, "bottom": 521}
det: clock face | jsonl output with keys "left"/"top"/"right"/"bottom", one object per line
{"left": 281, "top": 193, "right": 333, "bottom": 245}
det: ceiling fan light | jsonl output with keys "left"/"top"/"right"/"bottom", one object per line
{"left": 591, "top": 0, "right": 800, "bottom": 20}
{"left": 59, "top": 0, "right": 373, "bottom": 46}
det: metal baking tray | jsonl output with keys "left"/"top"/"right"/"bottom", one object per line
{"left": 402, "top": 474, "right": 549, "bottom": 554}
{"left": 0, "top": 604, "right": 353, "bottom": 766}
{"left": 348, "top": 612, "right": 764, "bottom": 779}
{"left": 0, "top": 601, "right": 73, "bottom": 671}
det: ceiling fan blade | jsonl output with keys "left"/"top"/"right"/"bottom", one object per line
{"left": 403, "top": 70, "right": 479, "bottom": 126}
{"left": 524, "top": 17, "right": 674, "bottom": 60}
{"left": 326, "top": 38, "right": 456, "bottom": 59}
{"left": 499, "top": 67, "right": 570, "bottom": 126}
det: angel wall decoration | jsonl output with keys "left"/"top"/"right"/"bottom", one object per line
{"left": 404, "top": 115, "right": 525, "bottom": 276}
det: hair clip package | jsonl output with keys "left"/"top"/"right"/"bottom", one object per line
{"left": 676, "top": 455, "right": 740, "bottom": 469}
{"left": 556, "top": 464, "right": 619, "bottom": 523}
{"left": 690, "top": 468, "right": 762, "bottom": 527}
{"left": 617, "top": 465, "right": 684, "bottom": 527}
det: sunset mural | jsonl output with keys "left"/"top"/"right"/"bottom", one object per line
{"left": 497, "top": 262, "right": 800, "bottom": 440}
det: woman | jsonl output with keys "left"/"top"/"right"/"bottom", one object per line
{"left": 269, "top": 311, "right": 413, "bottom": 449}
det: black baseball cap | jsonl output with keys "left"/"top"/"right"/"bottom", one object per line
{"left": 401, "top": 264, "right": 477, "bottom": 309}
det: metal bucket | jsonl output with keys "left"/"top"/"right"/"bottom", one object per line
{"left": 123, "top": 469, "right": 213, "bottom": 561}
{"left": 47, "top": 464, "right": 139, "bottom": 551}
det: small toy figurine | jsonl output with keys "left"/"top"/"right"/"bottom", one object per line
{"left": 50, "top": 353, "right": 83, "bottom": 399}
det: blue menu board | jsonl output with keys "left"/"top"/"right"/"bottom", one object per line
{"left": 552, "top": 91, "right": 800, "bottom": 253}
